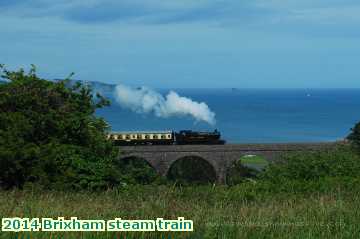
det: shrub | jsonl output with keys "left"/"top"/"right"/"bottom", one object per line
{"left": 115, "top": 157, "right": 163, "bottom": 185}
{"left": 260, "top": 145, "right": 360, "bottom": 183}
{"left": 0, "top": 65, "right": 121, "bottom": 190}
{"left": 226, "top": 160, "right": 259, "bottom": 186}
{"left": 348, "top": 121, "right": 360, "bottom": 152}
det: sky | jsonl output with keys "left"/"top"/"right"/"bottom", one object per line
{"left": 0, "top": 0, "right": 360, "bottom": 88}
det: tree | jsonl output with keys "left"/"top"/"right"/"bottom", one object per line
{"left": 348, "top": 121, "right": 360, "bottom": 152}
{"left": 0, "top": 65, "right": 120, "bottom": 190}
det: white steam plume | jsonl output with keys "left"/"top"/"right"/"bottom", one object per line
{"left": 114, "top": 84, "right": 216, "bottom": 125}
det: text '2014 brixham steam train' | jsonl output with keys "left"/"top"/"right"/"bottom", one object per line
{"left": 107, "top": 130, "right": 226, "bottom": 145}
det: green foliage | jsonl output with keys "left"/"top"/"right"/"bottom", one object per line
{"left": 226, "top": 160, "right": 259, "bottom": 186}
{"left": 260, "top": 145, "right": 360, "bottom": 183}
{"left": 347, "top": 121, "right": 360, "bottom": 152}
{"left": 0, "top": 65, "right": 121, "bottom": 190}
{"left": 116, "top": 157, "right": 164, "bottom": 185}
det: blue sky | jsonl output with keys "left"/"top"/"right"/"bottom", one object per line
{"left": 1, "top": 0, "right": 360, "bottom": 88}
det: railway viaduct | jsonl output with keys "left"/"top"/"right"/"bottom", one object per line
{"left": 118, "top": 143, "right": 337, "bottom": 184}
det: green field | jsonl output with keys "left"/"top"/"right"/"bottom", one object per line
{"left": 240, "top": 155, "right": 269, "bottom": 165}
{"left": 1, "top": 180, "right": 360, "bottom": 239}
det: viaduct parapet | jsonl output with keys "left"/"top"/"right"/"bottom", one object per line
{"left": 118, "top": 143, "right": 337, "bottom": 184}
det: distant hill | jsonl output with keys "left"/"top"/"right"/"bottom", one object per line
{"left": 54, "top": 79, "right": 116, "bottom": 98}
{"left": 0, "top": 79, "right": 9, "bottom": 85}
{"left": 0, "top": 78, "right": 116, "bottom": 98}
{"left": 0, "top": 76, "right": 118, "bottom": 103}
{"left": 0, "top": 77, "right": 117, "bottom": 98}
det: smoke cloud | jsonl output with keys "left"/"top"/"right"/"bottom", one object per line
{"left": 114, "top": 84, "right": 216, "bottom": 125}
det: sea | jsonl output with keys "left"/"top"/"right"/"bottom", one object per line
{"left": 96, "top": 88, "right": 360, "bottom": 143}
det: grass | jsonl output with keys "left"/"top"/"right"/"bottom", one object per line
{"left": 240, "top": 155, "right": 269, "bottom": 165}
{"left": 1, "top": 181, "right": 359, "bottom": 239}
{"left": 240, "top": 155, "right": 269, "bottom": 171}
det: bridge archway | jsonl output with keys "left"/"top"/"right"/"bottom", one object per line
{"left": 118, "top": 156, "right": 159, "bottom": 184}
{"left": 238, "top": 154, "right": 269, "bottom": 171}
{"left": 226, "top": 154, "right": 268, "bottom": 185}
{"left": 167, "top": 155, "right": 217, "bottom": 184}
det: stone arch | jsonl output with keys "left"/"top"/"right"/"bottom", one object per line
{"left": 238, "top": 153, "right": 270, "bottom": 169}
{"left": 238, "top": 151, "right": 274, "bottom": 162}
{"left": 166, "top": 155, "right": 218, "bottom": 184}
{"left": 118, "top": 155, "right": 159, "bottom": 176}
{"left": 225, "top": 153, "right": 269, "bottom": 185}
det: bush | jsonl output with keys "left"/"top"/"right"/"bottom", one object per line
{"left": 260, "top": 145, "right": 360, "bottom": 183}
{"left": 226, "top": 160, "right": 259, "bottom": 186}
{"left": 115, "top": 157, "right": 163, "bottom": 185}
{"left": 0, "top": 65, "right": 121, "bottom": 190}
{"left": 348, "top": 121, "right": 360, "bottom": 152}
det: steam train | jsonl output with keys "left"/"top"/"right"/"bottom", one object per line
{"left": 107, "top": 130, "right": 226, "bottom": 145}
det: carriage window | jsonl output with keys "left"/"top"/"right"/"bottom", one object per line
{"left": 126, "top": 135, "right": 130, "bottom": 139}
{"left": 153, "top": 135, "right": 158, "bottom": 139}
{"left": 137, "top": 134, "right": 141, "bottom": 139}
{"left": 161, "top": 135, "right": 166, "bottom": 139}
{"left": 145, "top": 135, "right": 150, "bottom": 139}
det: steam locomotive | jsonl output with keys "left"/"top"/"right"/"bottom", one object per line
{"left": 107, "top": 130, "right": 225, "bottom": 145}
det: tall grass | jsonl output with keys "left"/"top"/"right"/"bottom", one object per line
{"left": 1, "top": 179, "right": 360, "bottom": 239}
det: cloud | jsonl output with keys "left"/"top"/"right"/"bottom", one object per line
{"left": 1, "top": 0, "right": 360, "bottom": 29}
{"left": 0, "top": 0, "right": 222, "bottom": 24}
{"left": 291, "top": 6, "right": 360, "bottom": 24}
{"left": 0, "top": 0, "right": 24, "bottom": 7}
{"left": 114, "top": 84, "right": 216, "bottom": 125}
{"left": 60, "top": 0, "right": 232, "bottom": 25}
